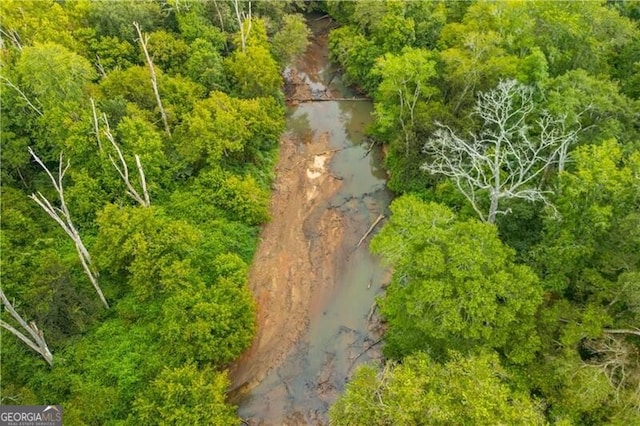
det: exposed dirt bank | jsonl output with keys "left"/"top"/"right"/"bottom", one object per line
{"left": 228, "top": 130, "right": 346, "bottom": 395}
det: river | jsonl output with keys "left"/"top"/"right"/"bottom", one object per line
{"left": 232, "top": 16, "right": 392, "bottom": 425}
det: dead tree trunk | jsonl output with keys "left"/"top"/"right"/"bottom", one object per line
{"left": 422, "top": 79, "right": 579, "bottom": 223}
{"left": 233, "top": 0, "right": 252, "bottom": 53}
{"left": 90, "top": 98, "right": 102, "bottom": 151}
{"left": 212, "top": 0, "right": 226, "bottom": 32}
{"left": 102, "top": 114, "right": 150, "bottom": 207}
{"left": 0, "top": 290, "right": 53, "bottom": 366}
{"left": 133, "top": 21, "right": 171, "bottom": 138}
{"left": 1, "top": 76, "right": 43, "bottom": 116}
{"left": 28, "top": 148, "right": 109, "bottom": 309}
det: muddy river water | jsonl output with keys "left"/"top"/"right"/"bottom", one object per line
{"left": 231, "top": 18, "right": 392, "bottom": 425}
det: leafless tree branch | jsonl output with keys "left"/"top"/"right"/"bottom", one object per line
{"left": 133, "top": 21, "right": 171, "bottom": 137}
{"left": 604, "top": 328, "right": 640, "bottom": 338}
{"left": 1, "top": 76, "right": 43, "bottom": 116}
{"left": 422, "top": 79, "right": 578, "bottom": 223}
{"left": 0, "top": 28, "right": 22, "bottom": 51}
{"left": 233, "top": 0, "right": 252, "bottom": 53}
{"left": 90, "top": 98, "right": 102, "bottom": 151}
{"left": 28, "top": 148, "right": 109, "bottom": 308}
{"left": 0, "top": 290, "right": 53, "bottom": 365}
{"left": 101, "top": 114, "right": 151, "bottom": 207}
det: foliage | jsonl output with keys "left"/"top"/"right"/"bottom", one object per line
{"left": 160, "top": 277, "right": 256, "bottom": 365}
{"left": 175, "top": 91, "right": 284, "bottom": 167}
{"left": 372, "top": 196, "right": 543, "bottom": 363}
{"left": 132, "top": 364, "right": 239, "bottom": 425}
{"left": 327, "top": 2, "right": 640, "bottom": 423}
{"left": 271, "top": 14, "right": 311, "bottom": 67}
{"left": 330, "top": 352, "right": 545, "bottom": 425}
{"left": 1, "top": 1, "right": 295, "bottom": 422}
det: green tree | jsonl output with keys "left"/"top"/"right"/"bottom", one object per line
{"left": 146, "top": 30, "right": 189, "bottom": 75}
{"left": 270, "top": 14, "right": 311, "bottom": 67}
{"left": 225, "top": 43, "right": 282, "bottom": 98}
{"left": 0, "top": 0, "right": 75, "bottom": 49}
{"left": 93, "top": 204, "right": 202, "bottom": 302}
{"left": 330, "top": 352, "right": 545, "bottom": 425}
{"left": 81, "top": 0, "right": 162, "bottom": 40}
{"left": 371, "top": 196, "right": 543, "bottom": 363}
{"left": 175, "top": 91, "right": 283, "bottom": 168}
{"left": 184, "top": 39, "right": 228, "bottom": 92}
{"left": 328, "top": 25, "right": 381, "bottom": 92}
{"left": 372, "top": 47, "right": 439, "bottom": 153}
{"left": 132, "top": 364, "right": 239, "bottom": 425}
{"left": 160, "top": 276, "right": 256, "bottom": 365}
{"left": 14, "top": 42, "right": 95, "bottom": 111}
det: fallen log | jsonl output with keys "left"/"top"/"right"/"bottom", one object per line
{"left": 357, "top": 214, "right": 385, "bottom": 248}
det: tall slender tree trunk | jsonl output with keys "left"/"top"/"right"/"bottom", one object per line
{"left": 133, "top": 21, "right": 171, "bottom": 138}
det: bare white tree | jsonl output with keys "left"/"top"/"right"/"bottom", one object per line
{"left": 233, "top": 0, "right": 252, "bottom": 53}
{"left": 0, "top": 28, "right": 23, "bottom": 51}
{"left": 1, "top": 289, "right": 53, "bottom": 366}
{"left": 90, "top": 98, "right": 102, "bottom": 151}
{"left": 212, "top": 0, "right": 226, "bottom": 32}
{"left": 133, "top": 21, "right": 171, "bottom": 138}
{"left": 95, "top": 55, "right": 107, "bottom": 78}
{"left": 422, "top": 79, "right": 579, "bottom": 223}
{"left": 28, "top": 148, "right": 109, "bottom": 308}
{"left": 1, "top": 76, "right": 43, "bottom": 116}
{"left": 584, "top": 333, "right": 640, "bottom": 400}
{"left": 101, "top": 114, "right": 150, "bottom": 207}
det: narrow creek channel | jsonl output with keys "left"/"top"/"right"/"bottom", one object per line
{"left": 232, "top": 17, "right": 393, "bottom": 425}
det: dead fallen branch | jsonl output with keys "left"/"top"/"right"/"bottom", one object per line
{"left": 363, "top": 139, "right": 377, "bottom": 158}
{"left": 357, "top": 214, "right": 385, "bottom": 248}
{"left": 367, "top": 301, "right": 377, "bottom": 321}
{"left": 349, "top": 338, "right": 383, "bottom": 370}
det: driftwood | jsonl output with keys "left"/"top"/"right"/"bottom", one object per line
{"left": 363, "top": 139, "right": 377, "bottom": 158}
{"left": 357, "top": 214, "right": 385, "bottom": 248}
{"left": 367, "top": 301, "right": 377, "bottom": 321}
{"left": 314, "top": 147, "right": 345, "bottom": 156}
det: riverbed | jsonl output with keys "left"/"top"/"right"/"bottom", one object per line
{"left": 229, "top": 17, "right": 392, "bottom": 425}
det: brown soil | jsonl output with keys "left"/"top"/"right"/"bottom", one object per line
{"left": 227, "top": 128, "right": 346, "bottom": 395}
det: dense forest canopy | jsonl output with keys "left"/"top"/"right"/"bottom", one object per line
{"left": 1, "top": 0, "right": 639, "bottom": 425}
{"left": 327, "top": 1, "right": 640, "bottom": 425}
{"left": 1, "top": 0, "right": 309, "bottom": 423}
